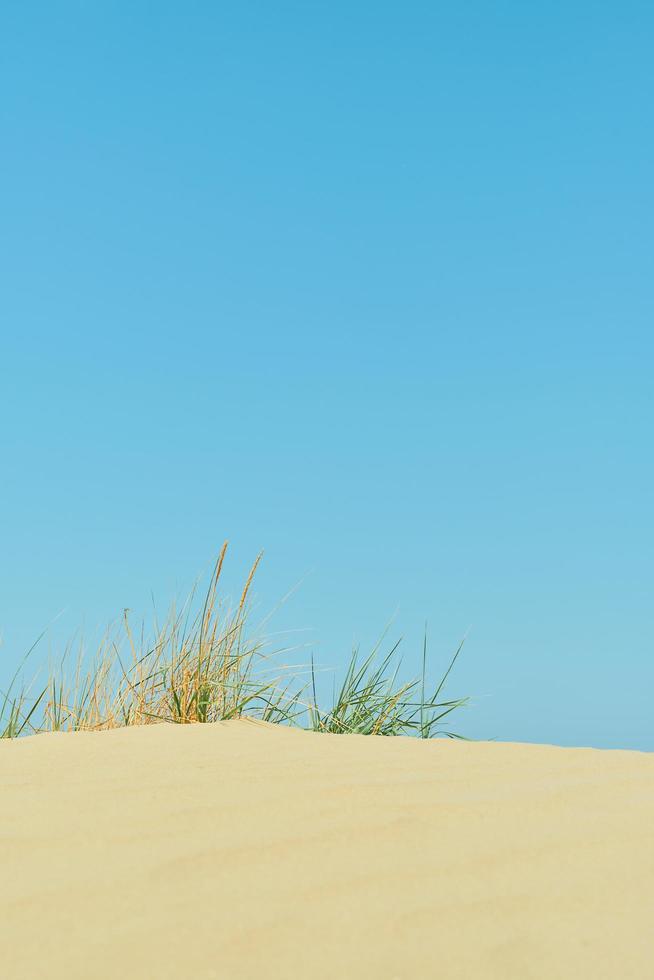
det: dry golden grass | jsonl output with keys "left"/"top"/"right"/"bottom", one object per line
{"left": 1, "top": 543, "right": 469, "bottom": 739}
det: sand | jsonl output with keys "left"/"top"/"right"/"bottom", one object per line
{"left": 2, "top": 721, "right": 653, "bottom": 979}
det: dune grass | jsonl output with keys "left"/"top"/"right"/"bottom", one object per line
{"left": 0, "top": 544, "right": 469, "bottom": 740}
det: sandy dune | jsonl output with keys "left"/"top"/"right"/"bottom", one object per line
{"left": 2, "top": 721, "right": 653, "bottom": 979}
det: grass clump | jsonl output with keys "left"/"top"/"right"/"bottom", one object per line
{"left": 0, "top": 544, "right": 469, "bottom": 740}
{"left": 308, "top": 633, "right": 467, "bottom": 738}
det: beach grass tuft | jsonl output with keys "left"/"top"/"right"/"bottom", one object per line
{"left": 0, "top": 544, "right": 469, "bottom": 739}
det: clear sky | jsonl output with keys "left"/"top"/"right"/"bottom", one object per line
{"left": 1, "top": 2, "right": 652, "bottom": 749}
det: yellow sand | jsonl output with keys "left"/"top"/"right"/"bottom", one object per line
{"left": 2, "top": 721, "right": 653, "bottom": 979}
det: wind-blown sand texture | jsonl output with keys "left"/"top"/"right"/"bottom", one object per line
{"left": 2, "top": 721, "right": 653, "bottom": 979}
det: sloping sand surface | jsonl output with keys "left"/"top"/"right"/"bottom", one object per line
{"left": 2, "top": 721, "right": 653, "bottom": 979}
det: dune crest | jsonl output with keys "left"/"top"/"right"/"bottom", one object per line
{"left": 2, "top": 721, "right": 653, "bottom": 978}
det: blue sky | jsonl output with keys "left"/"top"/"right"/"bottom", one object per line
{"left": 1, "top": 2, "right": 652, "bottom": 748}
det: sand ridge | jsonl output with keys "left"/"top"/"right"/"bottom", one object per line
{"left": 2, "top": 721, "right": 653, "bottom": 978}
